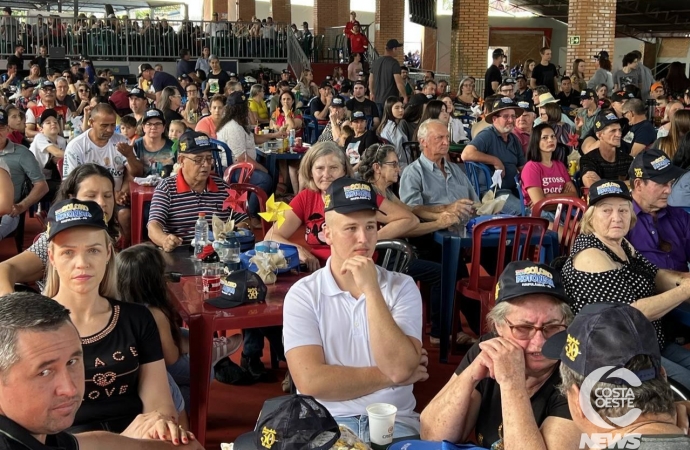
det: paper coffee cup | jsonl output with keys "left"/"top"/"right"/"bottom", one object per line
{"left": 366, "top": 403, "right": 397, "bottom": 446}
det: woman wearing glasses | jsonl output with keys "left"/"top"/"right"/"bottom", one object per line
{"left": 181, "top": 82, "right": 209, "bottom": 128}
{"left": 421, "top": 262, "right": 581, "bottom": 450}
{"left": 133, "top": 109, "right": 175, "bottom": 176}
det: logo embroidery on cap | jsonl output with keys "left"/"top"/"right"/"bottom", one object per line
{"left": 565, "top": 334, "right": 580, "bottom": 361}
{"left": 343, "top": 183, "right": 372, "bottom": 201}
{"left": 596, "top": 181, "right": 623, "bottom": 196}
{"left": 194, "top": 136, "right": 209, "bottom": 146}
{"left": 634, "top": 168, "right": 643, "bottom": 177}
{"left": 323, "top": 194, "right": 331, "bottom": 208}
{"left": 247, "top": 287, "right": 259, "bottom": 300}
{"left": 650, "top": 155, "right": 670, "bottom": 171}
{"left": 514, "top": 266, "right": 554, "bottom": 288}
{"left": 260, "top": 427, "right": 277, "bottom": 449}
{"left": 55, "top": 203, "right": 92, "bottom": 223}
{"left": 604, "top": 113, "right": 617, "bottom": 121}
{"left": 179, "top": 142, "right": 187, "bottom": 152}
{"left": 495, "top": 283, "right": 500, "bottom": 299}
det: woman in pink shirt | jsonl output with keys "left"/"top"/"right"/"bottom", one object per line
{"left": 194, "top": 94, "right": 225, "bottom": 139}
{"left": 520, "top": 123, "right": 578, "bottom": 219}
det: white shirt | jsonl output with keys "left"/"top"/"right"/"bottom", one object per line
{"left": 29, "top": 133, "right": 67, "bottom": 169}
{"left": 216, "top": 120, "right": 256, "bottom": 167}
{"left": 283, "top": 258, "right": 422, "bottom": 428}
{"left": 63, "top": 131, "right": 129, "bottom": 191}
{"left": 25, "top": 100, "right": 72, "bottom": 125}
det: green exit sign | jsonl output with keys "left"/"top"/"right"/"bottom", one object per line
{"left": 568, "top": 36, "right": 581, "bottom": 45}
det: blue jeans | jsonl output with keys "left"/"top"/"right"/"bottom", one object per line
{"left": 0, "top": 215, "right": 19, "bottom": 239}
{"left": 231, "top": 169, "right": 273, "bottom": 216}
{"left": 662, "top": 342, "right": 690, "bottom": 391}
{"left": 166, "top": 371, "right": 186, "bottom": 413}
{"left": 497, "top": 190, "right": 524, "bottom": 216}
{"left": 335, "top": 416, "right": 419, "bottom": 443}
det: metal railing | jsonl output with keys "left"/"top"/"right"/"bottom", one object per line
{"left": 286, "top": 30, "right": 310, "bottom": 79}
{"left": 0, "top": 15, "right": 291, "bottom": 61}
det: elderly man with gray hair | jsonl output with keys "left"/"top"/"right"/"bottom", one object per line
{"left": 543, "top": 302, "right": 690, "bottom": 449}
{"left": 0, "top": 292, "right": 203, "bottom": 450}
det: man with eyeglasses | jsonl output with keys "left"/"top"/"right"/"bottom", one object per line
{"left": 627, "top": 148, "right": 690, "bottom": 273}
{"left": 148, "top": 131, "right": 248, "bottom": 252}
{"left": 461, "top": 97, "right": 526, "bottom": 215}
{"left": 25, "top": 81, "right": 71, "bottom": 139}
{"left": 421, "top": 261, "right": 581, "bottom": 450}
{"left": 497, "top": 80, "right": 515, "bottom": 100}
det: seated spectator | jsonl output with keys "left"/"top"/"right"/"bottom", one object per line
{"left": 247, "top": 83, "right": 269, "bottom": 126}
{"left": 310, "top": 81, "right": 335, "bottom": 123}
{"left": 344, "top": 111, "right": 379, "bottom": 169}
{"left": 269, "top": 81, "right": 292, "bottom": 116}
{"left": 63, "top": 104, "right": 143, "bottom": 245}
{"left": 0, "top": 109, "right": 48, "bottom": 240}
{"left": 90, "top": 77, "right": 111, "bottom": 104}
{"left": 533, "top": 91, "right": 575, "bottom": 129}
{"left": 626, "top": 148, "right": 689, "bottom": 272}
{"left": 316, "top": 96, "right": 350, "bottom": 144}
{"left": 439, "top": 94, "right": 468, "bottom": 144}
{"left": 295, "top": 68, "right": 318, "bottom": 100}
{"left": 139, "top": 63, "right": 182, "bottom": 104}
{"left": 538, "top": 102, "right": 573, "bottom": 164}
{"left": 669, "top": 134, "right": 690, "bottom": 207}
{"left": 0, "top": 164, "right": 120, "bottom": 296}
{"left": 133, "top": 109, "right": 176, "bottom": 176}
{"left": 119, "top": 115, "right": 139, "bottom": 144}
{"left": 0, "top": 291, "right": 202, "bottom": 450}
{"left": 194, "top": 94, "right": 225, "bottom": 139}
{"left": 455, "top": 77, "right": 479, "bottom": 110}
{"left": 470, "top": 94, "right": 499, "bottom": 139}
{"left": 420, "top": 261, "right": 580, "bottom": 448}
{"left": 461, "top": 98, "right": 526, "bottom": 215}
{"left": 561, "top": 179, "right": 690, "bottom": 390}
{"left": 359, "top": 144, "right": 458, "bottom": 345}
{"left": 25, "top": 81, "right": 71, "bottom": 139}
{"left": 411, "top": 100, "right": 449, "bottom": 141}
{"left": 0, "top": 159, "right": 12, "bottom": 215}
{"left": 345, "top": 80, "right": 381, "bottom": 128}
{"left": 181, "top": 82, "right": 208, "bottom": 127}
{"left": 377, "top": 96, "right": 410, "bottom": 169}
{"left": 656, "top": 100, "right": 685, "bottom": 140}
{"left": 579, "top": 111, "right": 633, "bottom": 187}
{"left": 422, "top": 80, "right": 437, "bottom": 98}
{"left": 5, "top": 105, "right": 29, "bottom": 147}
{"left": 127, "top": 87, "right": 149, "bottom": 125}
{"left": 158, "top": 87, "right": 185, "bottom": 131}
{"left": 284, "top": 177, "right": 427, "bottom": 438}
{"left": 55, "top": 77, "right": 78, "bottom": 113}
{"left": 513, "top": 74, "right": 532, "bottom": 103}
{"left": 270, "top": 90, "right": 303, "bottom": 194}
{"left": 574, "top": 89, "right": 600, "bottom": 138}
{"left": 109, "top": 79, "right": 131, "bottom": 116}
{"left": 545, "top": 302, "right": 690, "bottom": 449}
{"left": 348, "top": 53, "right": 363, "bottom": 82}
{"left": 399, "top": 94, "right": 428, "bottom": 141}
{"left": 0, "top": 63, "right": 20, "bottom": 93}
{"left": 15, "top": 80, "right": 36, "bottom": 112}
{"left": 497, "top": 80, "right": 515, "bottom": 100}
{"left": 520, "top": 123, "right": 577, "bottom": 215}
{"left": 267, "top": 141, "right": 418, "bottom": 271}
{"left": 512, "top": 100, "right": 536, "bottom": 154}
{"left": 29, "top": 109, "right": 65, "bottom": 202}
{"left": 620, "top": 98, "right": 657, "bottom": 156}
{"left": 555, "top": 76, "right": 580, "bottom": 107}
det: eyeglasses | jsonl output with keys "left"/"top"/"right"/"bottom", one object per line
{"left": 504, "top": 318, "right": 567, "bottom": 340}
{"left": 144, "top": 122, "right": 164, "bottom": 128}
{"left": 380, "top": 161, "right": 399, "bottom": 168}
{"left": 497, "top": 114, "right": 516, "bottom": 121}
{"left": 78, "top": 89, "right": 88, "bottom": 93}
{"left": 500, "top": 88, "right": 514, "bottom": 93}
{"left": 186, "top": 89, "right": 198, "bottom": 94}
{"left": 186, "top": 156, "right": 214, "bottom": 165}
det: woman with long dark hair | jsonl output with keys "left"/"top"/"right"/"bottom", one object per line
{"left": 270, "top": 90, "right": 303, "bottom": 194}
{"left": 158, "top": 86, "right": 184, "bottom": 127}
{"left": 412, "top": 100, "right": 449, "bottom": 141}
{"left": 570, "top": 58, "right": 587, "bottom": 91}
{"left": 587, "top": 54, "right": 613, "bottom": 92}
{"left": 90, "top": 76, "right": 110, "bottom": 103}
{"left": 399, "top": 94, "right": 427, "bottom": 141}
{"left": 377, "top": 96, "right": 409, "bottom": 168}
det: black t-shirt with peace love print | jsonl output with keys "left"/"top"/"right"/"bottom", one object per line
{"left": 73, "top": 298, "right": 163, "bottom": 430}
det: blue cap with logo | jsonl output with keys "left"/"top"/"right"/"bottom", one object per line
{"left": 587, "top": 179, "right": 632, "bottom": 206}
{"left": 324, "top": 178, "right": 382, "bottom": 215}
{"left": 47, "top": 199, "right": 108, "bottom": 241}
{"left": 495, "top": 261, "right": 570, "bottom": 304}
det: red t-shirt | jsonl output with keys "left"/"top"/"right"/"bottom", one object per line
{"left": 289, "top": 188, "right": 384, "bottom": 265}
{"left": 349, "top": 34, "right": 369, "bottom": 54}
{"left": 275, "top": 113, "right": 303, "bottom": 138}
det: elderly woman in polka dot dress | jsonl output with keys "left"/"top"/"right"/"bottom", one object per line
{"left": 561, "top": 179, "right": 690, "bottom": 391}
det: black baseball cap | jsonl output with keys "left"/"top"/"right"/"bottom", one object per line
{"left": 206, "top": 269, "right": 267, "bottom": 309}
{"left": 543, "top": 303, "right": 661, "bottom": 382}
{"left": 358, "top": 71, "right": 365, "bottom": 77}
{"left": 282, "top": 69, "right": 290, "bottom": 74}
{"left": 611, "top": 90, "right": 635, "bottom": 103}
{"left": 408, "top": 93, "right": 430, "bottom": 108}
{"left": 503, "top": 77, "right": 516, "bottom": 85}
{"left": 47, "top": 199, "right": 108, "bottom": 241}
{"left": 516, "top": 100, "right": 536, "bottom": 114}
{"left": 227, "top": 91, "right": 247, "bottom": 106}
{"left": 351, "top": 111, "right": 366, "bottom": 121}
{"left": 594, "top": 50, "right": 610, "bottom": 60}
{"left": 229, "top": 72, "right": 238, "bottom": 78}
{"left": 593, "top": 111, "right": 627, "bottom": 133}
{"left": 139, "top": 63, "right": 154, "bottom": 75}
{"left": 629, "top": 148, "right": 686, "bottom": 184}
{"left": 141, "top": 108, "right": 166, "bottom": 125}
{"left": 324, "top": 178, "right": 382, "bottom": 215}
{"left": 515, "top": 74, "right": 526, "bottom": 81}
{"left": 580, "top": 89, "right": 597, "bottom": 101}
{"left": 20, "top": 80, "right": 35, "bottom": 90}
{"left": 38, "top": 109, "right": 59, "bottom": 126}
{"left": 178, "top": 73, "right": 191, "bottom": 81}
{"left": 129, "top": 87, "right": 147, "bottom": 99}
{"left": 319, "top": 80, "right": 332, "bottom": 89}
{"left": 587, "top": 180, "right": 632, "bottom": 206}
{"left": 330, "top": 96, "right": 345, "bottom": 108}
{"left": 386, "top": 39, "right": 403, "bottom": 50}
{"left": 177, "top": 131, "right": 219, "bottom": 155}
{"left": 353, "top": 80, "right": 365, "bottom": 88}
{"left": 495, "top": 261, "right": 570, "bottom": 305}
{"left": 40, "top": 80, "right": 55, "bottom": 90}
{"left": 233, "top": 395, "right": 340, "bottom": 450}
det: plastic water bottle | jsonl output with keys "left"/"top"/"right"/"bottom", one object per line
{"left": 194, "top": 213, "right": 209, "bottom": 257}
{"left": 288, "top": 129, "right": 295, "bottom": 148}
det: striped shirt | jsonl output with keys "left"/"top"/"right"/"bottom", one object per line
{"left": 148, "top": 173, "right": 248, "bottom": 243}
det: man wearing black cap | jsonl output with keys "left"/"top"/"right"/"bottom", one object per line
{"left": 579, "top": 111, "right": 634, "bottom": 187}
{"left": 575, "top": 89, "right": 600, "bottom": 138}
{"left": 139, "top": 63, "right": 182, "bottom": 104}
{"left": 346, "top": 81, "right": 380, "bottom": 128}
{"left": 127, "top": 87, "right": 149, "bottom": 124}
{"left": 544, "top": 303, "right": 690, "bottom": 449}
{"left": 513, "top": 100, "right": 536, "bottom": 154}
{"left": 421, "top": 261, "right": 580, "bottom": 448}
{"left": 284, "top": 177, "right": 426, "bottom": 438}
{"left": 310, "top": 81, "right": 335, "bottom": 122}
{"left": 369, "top": 39, "right": 408, "bottom": 114}
{"left": 514, "top": 74, "right": 532, "bottom": 103}
{"left": 316, "top": 95, "right": 350, "bottom": 144}
{"left": 29, "top": 109, "right": 66, "bottom": 203}
{"left": 0, "top": 109, "right": 48, "bottom": 240}
{"left": 484, "top": 48, "right": 504, "bottom": 99}
{"left": 26, "top": 81, "right": 71, "bottom": 139}
{"left": 627, "top": 148, "right": 690, "bottom": 272}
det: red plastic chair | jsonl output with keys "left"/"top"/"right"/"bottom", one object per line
{"left": 223, "top": 162, "right": 254, "bottom": 185}
{"left": 228, "top": 183, "right": 270, "bottom": 236}
{"left": 56, "top": 158, "right": 64, "bottom": 179}
{"left": 531, "top": 197, "right": 587, "bottom": 256}
{"left": 453, "top": 216, "right": 549, "bottom": 349}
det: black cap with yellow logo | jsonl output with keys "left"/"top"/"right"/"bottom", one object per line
{"left": 177, "top": 131, "right": 220, "bottom": 155}
{"left": 543, "top": 303, "right": 661, "bottom": 382}
{"left": 494, "top": 261, "right": 570, "bottom": 305}
{"left": 324, "top": 177, "right": 383, "bottom": 215}
{"left": 47, "top": 199, "right": 108, "bottom": 241}
{"left": 206, "top": 269, "right": 267, "bottom": 309}
{"left": 233, "top": 395, "right": 340, "bottom": 450}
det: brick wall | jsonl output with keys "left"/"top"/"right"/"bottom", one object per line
{"left": 450, "top": 0, "right": 489, "bottom": 91}
{"left": 375, "top": 0, "right": 405, "bottom": 63}
{"left": 422, "top": 27, "right": 437, "bottom": 71}
{"left": 489, "top": 30, "right": 544, "bottom": 68}
{"left": 271, "top": 0, "right": 291, "bottom": 25}
{"left": 228, "top": 0, "right": 256, "bottom": 22}
{"left": 314, "top": 0, "right": 341, "bottom": 36}
{"left": 566, "top": 0, "right": 615, "bottom": 79}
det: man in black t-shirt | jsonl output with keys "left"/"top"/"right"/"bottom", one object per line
{"left": 531, "top": 47, "right": 558, "bottom": 95}
{"left": 139, "top": 63, "right": 183, "bottom": 104}
{"left": 620, "top": 98, "right": 657, "bottom": 156}
{"left": 555, "top": 76, "right": 580, "bottom": 107}
{"left": 369, "top": 39, "right": 407, "bottom": 113}
{"left": 420, "top": 262, "right": 580, "bottom": 448}
{"left": 345, "top": 80, "right": 380, "bottom": 128}
{"left": 580, "top": 111, "right": 633, "bottom": 187}
{"left": 0, "top": 292, "right": 202, "bottom": 450}
{"left": 484, "top": 48, "right": 504, "bottom": 99}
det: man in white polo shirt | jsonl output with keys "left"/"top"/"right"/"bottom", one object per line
{"left": 284, "top": 177, "right": 428, "bottom": 441}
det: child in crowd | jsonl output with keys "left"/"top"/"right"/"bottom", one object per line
{"left": 168, "top": 120, "right": 187, "bottom": 155}
{"left": 338, "top": 124, "right": 354, "bottom": 148}
{"left": 119, "top": 115, "right": 139, "bottom": 144}
{"left": 116, "top": 244, "right": 242, "bottom": 412}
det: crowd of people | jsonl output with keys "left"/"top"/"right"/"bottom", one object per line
{"left": 2, "top": 15, "right": 690, "bottom": 449}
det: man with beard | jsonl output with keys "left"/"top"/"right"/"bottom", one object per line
{"left": 345, "top": 81, "right": 380, "bottom": 128}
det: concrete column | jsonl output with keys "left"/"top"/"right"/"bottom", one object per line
{"left": 567, "top": 0, "right": 616, "bottom": 79}
{"left": 313, "top": 0, "right": 341, "bottom": 36}
{"left": 205, "top": 0, "right": 228, "bottom": 20}
{"left": 375, "top": 0, "right": 405, "bottom": 63}
{"left": 228, "top": 0, "right": 255, "bottom": 22}
{"left": 270, "top": 0, "right": 291, "bottom": 25}
{"left": 449, "top": 0, "right": 488, "bottom": 92}
{"left": 422, "top": 27, "right": 437, "bottom": 71}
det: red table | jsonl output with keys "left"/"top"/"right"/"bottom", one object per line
{"left": 130, "top": 181, "right": 155, "bottom": 245}
{"left": 167, "top": 272, "right": 303, "bottom": 446}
